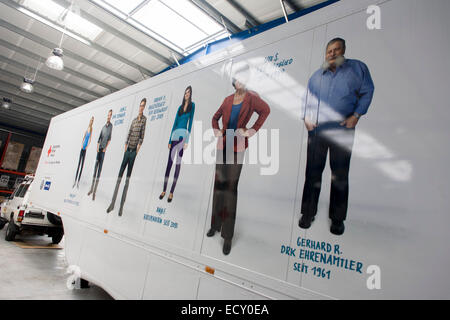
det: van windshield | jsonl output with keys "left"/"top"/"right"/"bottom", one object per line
{"left": 12, "top": 185, "right": 24, "bottom": 198}
{"left": 16, "top": 184, "right": 30, "bottom": 198}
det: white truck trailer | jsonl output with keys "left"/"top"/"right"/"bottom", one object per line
{"left": 31, "top": 0, "right": 450, "bottom": 299}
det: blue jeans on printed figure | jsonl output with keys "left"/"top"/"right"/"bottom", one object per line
{"left": 107, "top": 148, "right": 137, "bottom": 216}
{"left": 163, "top": 139, "right": 185, "bottom": 194}
{"left": 301, "top": 123, "right": 355, "bottom": 222}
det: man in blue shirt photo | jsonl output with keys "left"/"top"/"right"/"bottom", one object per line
{"left": 299, "top": 38, "right": 375, "bottom": 235}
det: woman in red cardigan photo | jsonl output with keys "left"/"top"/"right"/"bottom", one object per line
{"left": 206, "top": 67, "right": 270, "bottom": 255}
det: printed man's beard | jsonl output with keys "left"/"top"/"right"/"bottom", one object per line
{"left": 322, "top": 55, "right": 346, "bottom": 70}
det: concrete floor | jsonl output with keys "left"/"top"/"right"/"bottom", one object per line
{"left": 0, "top": 225, "right": 113, "bottom": 300}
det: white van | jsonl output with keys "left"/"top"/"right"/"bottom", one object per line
{"left": 0, "top": 176, "right": 64, "bottom": 243}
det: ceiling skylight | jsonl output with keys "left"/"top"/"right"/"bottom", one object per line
{"left": 91, "top": 0, "right": 228, "bottom": 55}
{"left": 99, "top": 0, "right": 145, "bottom": 15}
{"left": 22, "top": 0, "right": 103, "bottom": 41}
{"left": 133, "top": 1, "right": 207, "bottom": 49}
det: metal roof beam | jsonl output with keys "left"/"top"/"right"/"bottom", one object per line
{"left": 0, "top": 19, "right": 136, "bottom": 85}
{"left": 0, "top": 69, "right": 89, "bottom": 105}
{"left": 225, "top": 0, "right": 260, "bottom": 28}
{"left": 189, "top": 0, "right": 242, "bottom": 34}
{"left": 0, "top": 108, "right": 50, "bottom": 128}
{"left": 0, "top": 80, "right": 75, "bottom": 113}
{"left": 0, "top": 100, "right": 52, "bottom": 121}
{"left": 0, "top": 55, "right": 101, "bottom": 100}
{"left": 55, "top": 0, "right": 176, "bottom": 65}
{"left": 0, "top": 0, "right": 154, "bottom": 78}
{"left": 0, "top": 118, "right": 48, "bottom": 134}
{"left": 0, "top": 122, "right": 47, "bottom": 137}
{"left": 0, "top": 39, "right": 117, "bottom": 93}
{"left": 0, "top": 89, "right": 68, "bottom": 116}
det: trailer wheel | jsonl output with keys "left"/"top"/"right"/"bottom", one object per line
{"left": 5, "top": 221, "right": 17, "bottom": 241}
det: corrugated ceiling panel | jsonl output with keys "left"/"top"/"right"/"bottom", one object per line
{"left": 131, "top": 51, "right": 168, "bottom": 74}
{"left": 4, "top": 64, "right": 91, "bottom": 101}
{"left": 0, "top": 45, "right": 15, "bottom": 59}
{"left": 116, "top": 64, "right": 143, "bottom": 83}
{"left": 234, "top": 0, "right": 283, "bottom": 23}
{"left": 100, "top": 35, "right": 143, "bottom": 62}
{"left": 98, "top": 75, "right": 129, "bottom": 91}
{"left": 100, "top": 36, "right": 167, "bottom": 72}
{"left": 7, "top": 49, "right": 110, "bottom": 97}
{"left": 0, "top": 2, "right": 32, "bottom": 27}
{"left": 0, "top": 116, "right": 48, "bottom": 133}
{"left": 0, "top": 73, "right": 79, "bottom": 107}
{"left": 205, "top": 0, "right": 247, "bottom": 29}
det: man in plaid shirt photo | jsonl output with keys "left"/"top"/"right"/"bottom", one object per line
{"left": 107, "top": 98, "right": 147, "bottom": 217}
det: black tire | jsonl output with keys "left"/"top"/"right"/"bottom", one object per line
{"left": 0, "top": 217, "right": 7, "bottom": 230}
{"left": 51, "top": 231, "right": 64, "bottom": 244}
{"left": 80, "top": 279, "right": 90, "bottom": 289}
{"left": 47, "top": 212, "right": 62, "bottom": 226}
{"left": 5, "top": 221, "right": 17, "bottom": 241}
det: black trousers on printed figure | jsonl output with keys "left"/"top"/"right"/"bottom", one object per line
{"left": 88, "top": 149, "right": 105, "bottom": 196}
{"left": 210, "top": 148, "right": 245, "bottom": 240}
{"left": 301, "top": 125, "right": 355, "bottom": 222}
{"left": 163, "top": 139, "right": 185, "bottom": 194}
{"left": 74, "top": 149, "right": 86, "bottom": 185}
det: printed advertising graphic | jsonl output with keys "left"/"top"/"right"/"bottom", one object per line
{"left": 142, "top": 65, "right": 229, "bottom": 251}
{"left": 45, "top": 144, "right": 61, "bottom": 165}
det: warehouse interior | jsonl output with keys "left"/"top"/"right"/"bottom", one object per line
{"left": 0, "top": 0, "right": 330, "bottom": 300}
